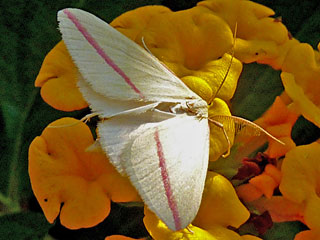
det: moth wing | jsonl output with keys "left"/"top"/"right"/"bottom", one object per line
{"left": 58, "top": 8, "right": 200, "bottom": 103}
{"left": 77, "top": 74, "right": 159, "bottom": 118}
{"left": 97, "top": 110, "right": 173, "bottom": 174}
{"left": 98, "top": 113, "right": 210, "bottom": 230}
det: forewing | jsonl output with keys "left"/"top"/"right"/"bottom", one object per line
{"left": 99, "top": 113, "right": 210, "bottom": 230}
{"left": 77, "top": 74, "right": 159, "bottom": 118}
{"left": 58, "top": 8, "right": 199, "bottom": 102}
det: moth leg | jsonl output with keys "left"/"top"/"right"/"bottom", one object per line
{"left": 186, "top": 226, "right": 194, "bottom": 234}
{"left": 209, "top": 119, "right": 231, "bottom": 158}
{"left": 155, "top": 108, "right": 176, "bottom": 117}
{"left": 141, "top": 36, "right": 153, "bottom": 55}
{"left": 80, "top": 112, "right": 100, "bottom": 123}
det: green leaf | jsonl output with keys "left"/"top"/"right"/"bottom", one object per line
{"left": 0, "top": 212, "right": 51, "bottom": 240}
{"left": 263, "top": 222, "right": 307, "bottom": 240}
{"left": 231, "top": 63, "right": 283, "bottom": 120}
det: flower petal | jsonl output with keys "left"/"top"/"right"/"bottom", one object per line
{"left": 237, "top": 183, "right": 263, "bottom": 202}
{"left": 112, "top": 4, "right": 233, "bottom": 76}
{"left": 255, "top": 96, "right": 298, "bottom": 158}
{"left": 199, "top": 0, "right": 289, "bottom": 68}
{"left": 29, "top": 118, "right": 139, "bottom": 229}
{"left": 295, "top": 230, "right": 320, "bottom": 240}
{"left": 241, "top": 235, "right": 262, "bottom": 240}
{"left": 188, "top": 53, "right": 242, "bottom": 102}
{"left": 143, "top": 208, "right": 216, "bottom": 240}
{"left": 252, "top": 196, "right": 305, "bottom": 223}
{"left": 208, "top": 98, "right": 233, "bottom": 161}
{"left": 35, "top": 41, "right": 88, "bottom": 111}
{"left": 249, "top": 173, "right": 278, "bottom": 199}
{"left": 193, "top": 172, "right": 250, "bottom": 229}
{"left": 144, "top": 207, "right": 254, "bottom": 240}
{"left": 282, "top": 72, "right": 320, "bottom": 128}
{"left": 282, "top": 43, "right": 320, "bottom": 106}
{"left": 279, "top": 142, "right": 320, "bottom": 203}
{"left": 279, "top": 142, "right": 320, "bottom": 230}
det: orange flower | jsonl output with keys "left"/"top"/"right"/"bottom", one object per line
{"left": 255, "top": 96, "right": 298, "bottom": 158}
{"left": 237, "top": 164, "right": 281, "bottom": 202}
{"left": 29, "top": 118, "right": 139, "bottom": 229}
{"left": 143, "top": 172, "right": 256, "bottom": 240}
{"left": 248, "top": 142, "right": 320, "bottom": 239}
{"left": 251, "top": 196, "right": 305, "bottom": 223}
{"left": 250, "top": 195, "right": 320, "bottom": 240}
{"left": 35, "top": 41, "right": 88, "bottom": 111}
{"left": 294, "top": 229, "right": 320, "bottom": 240}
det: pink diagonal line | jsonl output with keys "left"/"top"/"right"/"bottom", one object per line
{"left": 154, "top": 129, "right": 182, "bottom": 230}
{"left": 63, "top": 9, "right": 144, "bottom": 99}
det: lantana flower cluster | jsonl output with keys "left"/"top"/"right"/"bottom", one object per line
{"left": 29, "top": 0, "right": 320, "bottom": 239}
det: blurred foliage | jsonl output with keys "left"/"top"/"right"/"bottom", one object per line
{"left": 0, "top": 0, "right": 319, "bottom": 239}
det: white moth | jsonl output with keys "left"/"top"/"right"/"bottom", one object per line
{"left": 57, "top": 8, "right": 256, "bottom": 231}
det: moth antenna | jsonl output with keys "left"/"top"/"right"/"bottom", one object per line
{"left": 47, "top": 112, "right": 99, "bottom": 129}
{"left": 209, "top": 23, "right": 238, "bottom": 105}
{"left": 210, "top": 115, "right": 285, "bottom": 145}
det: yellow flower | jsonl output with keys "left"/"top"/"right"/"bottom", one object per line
{"left": 198, "top": 0, "right": 290, "bottom": 68}
{"left": 282, "top": 42, "right": 320, "bottom": 106}
{"left": 29, "top": 118, "right": 139, "bottom": 229}
{"left": 279, "top": 142, "right": 320, "bottom": 232}
{"left": 143, "top": 172, "right": 255, "bottom": 240}
{"left": 282, "top": 72, "right": 320, "bottom": 128}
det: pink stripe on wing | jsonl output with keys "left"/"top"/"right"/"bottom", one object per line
{"left": 63, "top": 9, "right": 144, "bottom": 99}
{"left": 154, "top": 129, "right": 182, "bottom": 230}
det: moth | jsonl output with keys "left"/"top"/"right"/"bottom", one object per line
{"left": 58, "top": 8, "right": 280, "bottom": 231}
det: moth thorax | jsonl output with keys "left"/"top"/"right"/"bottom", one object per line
{"left": 182, "top": 99, "right": 208, "bottom": 118}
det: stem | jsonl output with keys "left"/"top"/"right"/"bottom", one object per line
{"left": 6, "top": 88, "right": 38, "bottom": 212}
{"left": 0, "top": 192, "right": 11, "bottom": 206}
